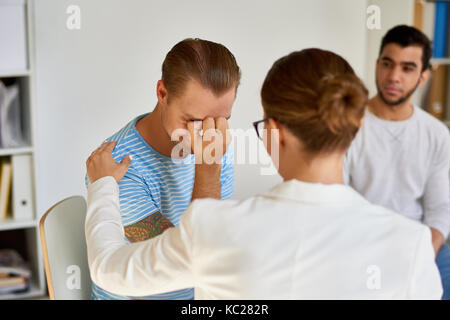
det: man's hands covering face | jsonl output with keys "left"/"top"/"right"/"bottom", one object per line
{"left": 186, "top": 117, "right": 232, "bottom": 165}
{"left": 85, "top": 117, "right": 232, "bottom": 187}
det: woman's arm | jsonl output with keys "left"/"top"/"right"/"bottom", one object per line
{"left": 85, "top": 142, "right": 195, "bottom": 296}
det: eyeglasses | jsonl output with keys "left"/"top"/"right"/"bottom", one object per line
{"left": 252, "top": 118, "right": 270, "bottom": 140}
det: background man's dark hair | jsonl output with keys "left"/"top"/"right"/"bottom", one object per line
{"left": 379, "top": 25, "right": 432, "bottom": 72}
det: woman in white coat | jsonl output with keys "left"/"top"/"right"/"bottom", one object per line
{"left": 85, "top": 48, "right": 442, "bottom": 299}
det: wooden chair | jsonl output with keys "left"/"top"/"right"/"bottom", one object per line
{"left": 39, "top": 196, "right": 91, "bottom": 299}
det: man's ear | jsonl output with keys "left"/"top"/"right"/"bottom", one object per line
{"left": 156, "top": 80, "right": 169, "bottom": 106}
{"left": 418, "top": 67, "right": 431, "bottom": 89}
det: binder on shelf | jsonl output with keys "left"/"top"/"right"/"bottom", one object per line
{"left": 0, "top": 158, "right": 12, "bottom": 220}
{"left": 11, "top": 154, "right": 34, "bottom": 221}
{"left": 425, "top": 3, "right": 436, "bottom": 40}
{"left": 413, "top": 0, "right": 424, "bottom": 31}
{"left": 432, "top": 1, "right": 448, "bottom": 58}
{"left": 428, "top": 65, "right": 448, "bottom": 120}
{"left": 0, "top": 0, "right": 27, "bottom": 72}
{"left": 414, "top": 0, "right": 435, "bottom": 40}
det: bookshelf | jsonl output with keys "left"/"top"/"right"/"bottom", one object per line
{"left": 0, "top": 0, "right": 46, "bottom": 299}
{"left": 414, "top": 0, "right": 450, "bottom": 126}
{"left": 431, "top": 58, "right": 450, "bottom": 65}
{"left": 0, "top": 70, "right": 31, "bottom": 78}
{"left": 0, "top": 147, "right": 34, "bottom": 157}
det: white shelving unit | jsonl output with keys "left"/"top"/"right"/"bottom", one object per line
{"left": 431, "top": 58, "right": 450, "bottom": 66}
{"left": 419, "top": 1, "right": 450, "bottom": 128}
{"left": 0, "top": 0, "right": 46, "bottom": 299}
{"left": 0, "top": 71, "right": 31, "bottom": 78}
{"left": 0, "top": 147, "right": 34, "bottom": 157}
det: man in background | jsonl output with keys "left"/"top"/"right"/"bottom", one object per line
{"left": 345, "top": 25, "right": 450, "bottom": 299}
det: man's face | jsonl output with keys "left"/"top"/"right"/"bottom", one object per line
{"left": 161, "top": 79, "right": 235, "bottom": 138}
{"left": 375, "top": 43, "right": 427, "bottom": 106}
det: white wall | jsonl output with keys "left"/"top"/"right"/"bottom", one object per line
{"left": 33, "top": 0, "right": 368, "bottom": 218}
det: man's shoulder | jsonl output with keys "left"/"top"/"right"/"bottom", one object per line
{"left": 85, "top": 113, "right": 149, "bottom": 188}
{"left": 107, "top": 113, "right": 156, "bottom": 183}
{"left": 105, "top": 115, "right": 142, "bottom": 153}
{"left": 414, "top": 106, "right": 449, "bottom": 137}
{"left": 351, "top": 107, "right": 450, "bottom": 146}
{"left": 101, "top": 113, "right": 153, "bottom": 164}
{"left": 413, "top": 107, "right": 450, "bottom": 160}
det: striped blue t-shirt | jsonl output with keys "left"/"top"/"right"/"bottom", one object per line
{"left": 85, "top": 112, "right": 234, "bottom": 300}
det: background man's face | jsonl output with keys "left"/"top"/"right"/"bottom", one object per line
{"left": 162, "top": 79, "right": 235, "bottom": 140}
{"left": 375, "top": 43, "right": 424, "bottom": 106}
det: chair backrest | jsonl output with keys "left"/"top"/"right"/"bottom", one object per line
{"left": 39, "top": 196, "right": 91, "bottom": 300}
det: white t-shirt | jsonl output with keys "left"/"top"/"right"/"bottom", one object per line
{"left": 344, "top": 106, "right": 450, "bottom": 239}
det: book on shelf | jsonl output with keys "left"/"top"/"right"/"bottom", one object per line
{"left": 0, "top": 274, "right": 28, "bottom": 294}
{"left": 432, "top": 1, "right": 448, "bottom": 58}
{"left": 0, "top": 249, "right": 30, "bottom": 295}
{"left": 414, "top": 0, "right": 435, "bottom": 38}
{"left": 448, "top": 3, "right": 450, "bottom": 57}
{"left": 414, "top": 1, "right": 450, "bottom": 58}
{"left": 0, "top": 158, "right": 13, "bottom": 220}
{"left": 422, "top": 0, "right": 436, "bottom": 40}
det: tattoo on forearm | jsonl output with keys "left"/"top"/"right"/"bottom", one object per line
{"left": 124, "top": 212, "right": 174, "bottom": 243}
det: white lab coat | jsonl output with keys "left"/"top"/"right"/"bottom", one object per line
{"left": 85, "top": 176, "right": 443, "bottom": 299}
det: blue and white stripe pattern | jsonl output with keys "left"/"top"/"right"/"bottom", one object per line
{"left": 85, "top": 112, "right": 234, "bottom": 300}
